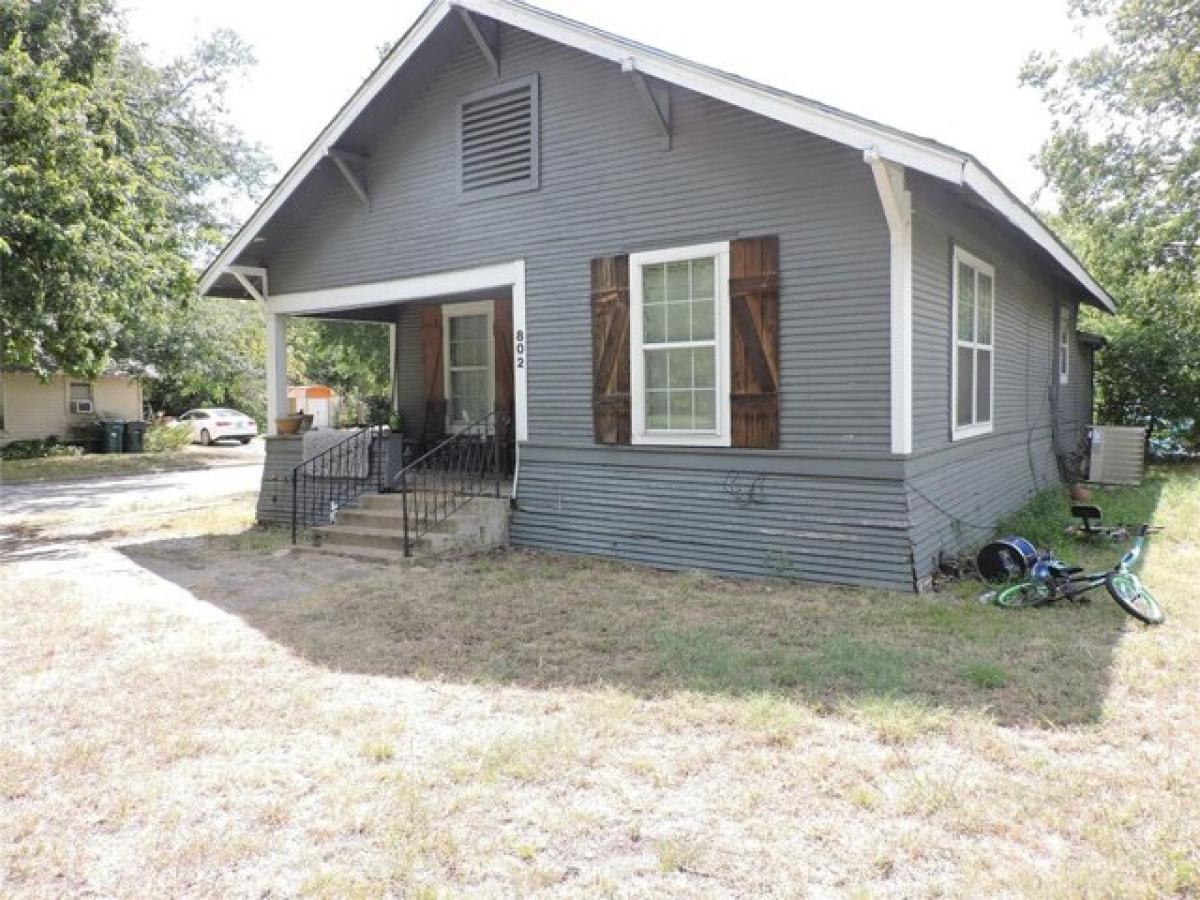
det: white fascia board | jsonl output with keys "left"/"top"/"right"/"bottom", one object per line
{"left": 267, "top": 261, "right": 523, "bottom": 316}
{"left": 197, "top": 0, "right": 454, "bottom": 296}
{"left": 962, "top": 161, "right": 1115, "bottom": 313}
{"left": 459, "top": 0, "right": 966, "bottom": 183}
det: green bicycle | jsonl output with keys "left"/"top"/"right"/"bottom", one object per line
{"left": 984, "top": 524, "right": 1165, "bottom": 625}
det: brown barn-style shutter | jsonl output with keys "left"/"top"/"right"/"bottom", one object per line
{"left": 420, "top": 304, "right": 446, "bottom": 438}
{"left": 729, "top": 236, "right": 780, "bottom": 449}
{"left": 591, "top": 255, "right": 631, "bottom": 444}
{"left": 493, "top": 297, "right": 514, "bottom": 419}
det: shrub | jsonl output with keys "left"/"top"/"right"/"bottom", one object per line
{"left": 144, "top": 421, "right": 193, "bottom": 453}
{"left": 0, "top": 437, "right": 85, "bottom": 460}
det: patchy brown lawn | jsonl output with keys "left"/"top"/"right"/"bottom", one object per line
{"left": 2, "top": 473, "right": 1199, "bottom": 897}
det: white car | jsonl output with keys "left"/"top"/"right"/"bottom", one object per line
{"left": 179, "top": 408, "right": 258, "bottom": 445}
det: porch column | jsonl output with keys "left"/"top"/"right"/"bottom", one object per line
{"left": 389, "top": 320, "right": 399, "bottom": 413}
{"left": 266, "top": 311, "right": 288, "bottom": 435}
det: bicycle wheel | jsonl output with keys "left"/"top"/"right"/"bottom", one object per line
{"left": 994, "top": 582, "right": 1053, "bottom": 609}
{"left": 1105, "top": 572, "right": 1165, "bottom": 625}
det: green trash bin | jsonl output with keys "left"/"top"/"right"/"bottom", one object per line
{"left": 97, "top": 421, "right": 125, "bottom": 454}
{"left": 123, "top": 420, "right": 146, "bottom": 453}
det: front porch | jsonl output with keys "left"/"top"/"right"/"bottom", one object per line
{"left": 245, "top": 262, "right": 528, "bottom": 450}
{"left": 231, "top": 263, "right": 527, "bottom": 559}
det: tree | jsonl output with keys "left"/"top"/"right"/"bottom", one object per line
{"left": 288, "top": 319, "right": 392, "bottom": 422}
{"left": 141, "top": 297, "right": 268, "bottom": 422}
{"left": 0, "top": 0, "right": 270, "bottom": 378}
{"left": 1022, "top": 0, "right": 1200, "bottom": 440}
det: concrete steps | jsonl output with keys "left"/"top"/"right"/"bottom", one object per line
{"left": 304, "top": 491, "right": 510, "bottom": 564}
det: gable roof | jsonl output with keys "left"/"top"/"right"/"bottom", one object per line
{"left": 199, "top": 0, "right": 1115, "bottom": 313}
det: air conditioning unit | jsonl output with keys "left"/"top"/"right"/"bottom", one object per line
{"left": 69, "top": 399, "right": 95, "bottom": 415}
{"left": 1088, "top": 425, "right": 1146, "bottom": 485}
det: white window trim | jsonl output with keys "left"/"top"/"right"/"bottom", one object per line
{"left": 1059, "top": 307, "right": 1071, "bottom": 386}
{"left": 65, "top": 379, "right": 95, "bottom": 416}
{"left": 629, "top": 240, "right": 732, "bottom": 447}
{"left": 442, "top": 300, "right": 495, "bottom": 432}
{"left": 950, "top": 246, "right": 995, "bottom": 442}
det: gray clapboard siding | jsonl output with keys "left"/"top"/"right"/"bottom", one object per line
{"left": 1052, "top": 300, "right": 1094, "bottom": 459}
{"left": 247, "top": 18, "right": 1101, "bottom": 590}
{"left": 509, "top": 450, "right": 914, "bottom": 590}
{"left": 394, "top": 304, "right": 426, "bottom": 438}
{"left": 257, "top": 24, "right": 892, "bottom": 456}
{"left": 905, "top": 174, "right": 1083, "bottom": 582}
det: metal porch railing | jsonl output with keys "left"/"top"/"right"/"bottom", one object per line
{"left": 290, "top": 425, "right": 386, "bottom": 543}
{"left": 392, "top": 410, "right": 506, "bottom": 557}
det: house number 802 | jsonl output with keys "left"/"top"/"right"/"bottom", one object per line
{"left": 515, "top": 329, "right": 526, "bottom": 369}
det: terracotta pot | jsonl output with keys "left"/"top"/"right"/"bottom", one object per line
{"left": 275, "top": 416, "right": 302, "bottom": 435}
{"left": 1069, "top": 483, "right": 1091, "bottom": 502}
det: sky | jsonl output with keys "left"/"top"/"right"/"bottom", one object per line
{"left": 122, "top": 0, "right": 1099, "bottom": 209}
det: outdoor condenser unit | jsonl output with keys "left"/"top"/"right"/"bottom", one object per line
{"left": 1087, "top": 425, "right": 1146, "bottom": 485}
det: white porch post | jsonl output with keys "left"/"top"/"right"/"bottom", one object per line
{"left": 266, "top": 311, "right": 288, "bottom": 435}
{"left": 389, "top": 320, "right": 399, "bottom": 414}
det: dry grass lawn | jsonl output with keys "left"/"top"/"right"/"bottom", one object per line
{"left": 2, "top": 470, "right": 1199, "bottom": 897}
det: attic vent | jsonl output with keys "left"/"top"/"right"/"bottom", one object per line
{"left": 459, "top": 74, "right": 539, "bottom": 200}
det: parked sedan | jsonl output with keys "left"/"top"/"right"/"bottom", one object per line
{"left": 179, "top": 408, "right": 258, "bottom": 445}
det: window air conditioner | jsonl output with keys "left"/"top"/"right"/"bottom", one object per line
{"left": 69, "top": 399, "right": 95, "bottom": 415}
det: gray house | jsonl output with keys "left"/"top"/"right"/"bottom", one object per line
{"left": 200, "top": 0, "right": 1113, "bottom": 591}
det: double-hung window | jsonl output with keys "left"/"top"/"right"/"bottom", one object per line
{"left": 443, "top": 301, "right": 494, "bottom": 432}
{"left": 1058, "top": 308, "right": 1070, "bottom": 385}
{"left": 629, "top": 242, "right": 731, "bottom": 446}
{"left": 952, "top": 247, "right": 994, "bottom": 440}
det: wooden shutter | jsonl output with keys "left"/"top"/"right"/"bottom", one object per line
{"left": 420, "top": 304, "right": 446, "bottom": 438}
{"left": 493, "top": 297, "right": 514, "bottom": 416}
{"left": 591, "top": 255, "right": 631, "bottom": 444}
{"left": 729, "top": 236, "right": 780, "bottom": 449}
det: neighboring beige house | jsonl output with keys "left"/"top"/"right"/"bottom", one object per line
{"left": 0, "top": 370, "right": 144, "bottom": 445}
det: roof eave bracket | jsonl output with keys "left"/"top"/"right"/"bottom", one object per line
{"left": 622, "top": 60, "right": 671, "bottom": 150}
{"left": 624, "top": 59, "right": 672, "bottom": 150}
{"left": 228, "top": 265, "right": 269, "bottom": 305}
{"left": 327, "top": 148, "right": 370, "bottom": 208}
{"left": 457, "top": 5, "right": 500, "bottom": 78}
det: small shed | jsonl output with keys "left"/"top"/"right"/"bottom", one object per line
{"left": 287, "top": 385, "right": 339, "bottom": 428}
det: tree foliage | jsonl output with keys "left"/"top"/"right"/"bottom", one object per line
{"left": 0, "top": 0, "right": 270, "bottom": 378}
{"left": 288, "top": 319, "right": 392, "bottom": 422}
{"left": 1023, "top": 0, "right": 1200, "bottom": 437}
{"left": 141, "top": 297, "right": 268, "bottom": 422}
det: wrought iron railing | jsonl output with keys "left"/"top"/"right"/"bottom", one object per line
{"left": 291, "top": 425, "right": 386, "bottom": 543}
{"left": 392, "top": 410, "right": 506, "bottom": 557}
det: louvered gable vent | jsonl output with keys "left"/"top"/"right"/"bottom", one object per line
{"left": 459, "top": 75, "right": 540, "bottom": 199}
